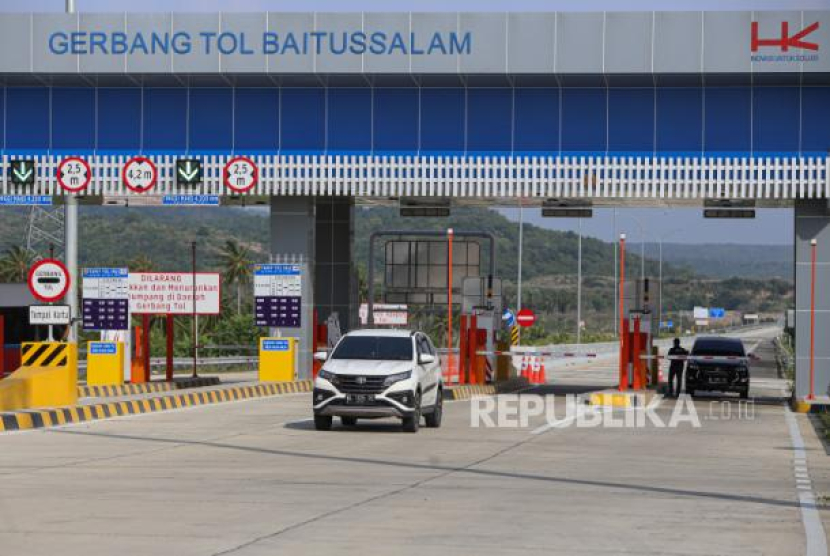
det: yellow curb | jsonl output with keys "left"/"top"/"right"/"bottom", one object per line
{"left": 1, "top": 380, "right": 314, "bottom": 433}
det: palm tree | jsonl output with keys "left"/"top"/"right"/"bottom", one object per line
{"left": 0, "top": 246, "right": 35, "bottom": 283}
{"left": 128, "top": 255, "right": 155, "bottom": 273}
{"left": 218, "top": 240, "right": 252, "bottom": 314}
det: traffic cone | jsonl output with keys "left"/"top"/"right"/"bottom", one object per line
{"left": 531, "top": 356, "right": 540, "bottom": 384}
{"left": 538, "top": 360, "right": 547, "bottom": 384}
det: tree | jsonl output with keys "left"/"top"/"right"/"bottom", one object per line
{"left": 0, "top": 246, "right": 35, "bottom": 283}
{"left": 218, "top": 240, "right": 252, "bottom": 314}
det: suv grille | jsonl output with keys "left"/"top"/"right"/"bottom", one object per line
{"left": 335, "top": 375, "right": 387, "bottom": 394}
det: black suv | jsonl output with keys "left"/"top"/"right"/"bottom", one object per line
{"left": 685, "top": 337, "right": 750, "bottom": 399}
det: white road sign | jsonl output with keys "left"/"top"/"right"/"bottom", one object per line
{"left": 359, "top": 303, "right": 408, "bottom": 326}
{"left": 224, "top": 156, "right": 258, "bottom": 192}
{"left": 57, "top": 157, "right": 91, "bottom": 192}
{"left": 122, "top": 156, "right": 158, "bottom": 193}
{"left": 129, "top": 272, "right": 221, "bottom": 315}
{"left": 29, "top": 305, "right": 71, "bottom": 325}
{"left": 28, "top": 259, "right": 70, "bottom": 303}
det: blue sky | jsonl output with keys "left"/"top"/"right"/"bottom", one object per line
{"left": 7, "top": 0, "right": 830, "bottom": 12}
{"left": 497, "top": 207, "right": 793, "bottom": 246}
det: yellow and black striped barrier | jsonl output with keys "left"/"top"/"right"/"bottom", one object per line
{"left": 510, "top": 325, "right": 519, "bottom": 346}
{"left": 445, "top": 384, "right": 497, "bottom": 401}
{"left": 0, "top": 380, "right": 313, "bottom": 433}
{"left": 79, "top": 376, "right": 221, "bottom": 398}
{"left": 21, "top": 342, "right": 72, "bottom": 367}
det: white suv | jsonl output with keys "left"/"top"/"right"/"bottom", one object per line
{"left": 312, "top": 329, "right": 443, "bottom": 432}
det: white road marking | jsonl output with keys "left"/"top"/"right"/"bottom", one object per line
{"left": 785, "top": 406, "right": 828, "bottom": 556}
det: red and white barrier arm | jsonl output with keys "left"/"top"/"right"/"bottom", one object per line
{"left": 474, "top": 350, "right": 599, "bottom": 358}
{"left": 639, "top": 354, "right": 757, "bottom": 363}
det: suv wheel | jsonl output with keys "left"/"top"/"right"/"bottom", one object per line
{"left": 739, "top": 388, "right": 749, "bottom": 400}
{"left": 341, "top": 416, "right": 358, "bottom": 427}
{"left": 314, "top": 415, "right": 333, "bottom": 431}
{"left": 424, "top": 389, "right": 443, "bottom": 428}
{"left": 402, "top": 392, "right": 421, "bottom": 433}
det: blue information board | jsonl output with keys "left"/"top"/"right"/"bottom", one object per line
{"left": 90, "top": 342, "right": 118, "bottom": 355}
{"left": 262, "top": 339, "right": 290, "bottom": 351}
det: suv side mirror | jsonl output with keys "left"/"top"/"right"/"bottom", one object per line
{"left": 419, "top": 353, "right": 435, "bottom": 365}
{"left": 313, "top": 351, "right": 329, "bottom": 362}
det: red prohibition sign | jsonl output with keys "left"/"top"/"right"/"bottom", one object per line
{"left": 57, "top": 156, "right": 92, "bottom": 192}
{"left": 27, "top": 258, "right": 71, "bottom": 303}
{"left": 122, "top": 156, "right": 158, "bottom": 193}
{"left": 223, "top": 156, "right": 259, "bottom": 193}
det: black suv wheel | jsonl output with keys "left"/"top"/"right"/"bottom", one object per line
{"left": 402, "top": 392, "right": 421, "bottom": 433}
{"left": 424, "top": 389, "right": 443, "bottom": 428}
{"left": 314, "top": 415, "right": 332, "bottom": 431}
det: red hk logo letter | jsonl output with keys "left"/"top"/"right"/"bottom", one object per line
{"left": 751, "top": 21, "right": 820, "bottom": 52}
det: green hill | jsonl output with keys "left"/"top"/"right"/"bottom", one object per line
{"left": 0, "top": 204, "right": 791, "bottom": 341}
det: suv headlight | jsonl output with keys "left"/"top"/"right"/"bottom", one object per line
{"left": 318, "top": 370, "right": 337, "bottom": 384}
{"left": 383, "top": 370, "right": 412, "bottom": 387}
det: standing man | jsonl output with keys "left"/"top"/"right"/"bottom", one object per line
{"left": 667, "top": 338, "right": 688, "bottom": 397}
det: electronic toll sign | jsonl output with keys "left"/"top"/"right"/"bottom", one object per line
{"left": 253, "top": 264, "right": 302, "bottom": 328}
{"left": 82, "top": 268, "right": 130, "bottom": 331}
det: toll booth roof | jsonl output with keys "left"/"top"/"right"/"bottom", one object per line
{"left": 0, "top": 284, "right": 36, "bottom": 308}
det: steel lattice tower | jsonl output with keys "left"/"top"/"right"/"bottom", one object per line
{"left": 25, "top": 205, "right": 65, "bottom": 260}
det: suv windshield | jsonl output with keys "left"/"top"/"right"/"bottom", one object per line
{"left": 691, "top": 339, "right": 745, "bottom": 357}
{"left": 331, "top": 336, "right": 413, "bottom": 361}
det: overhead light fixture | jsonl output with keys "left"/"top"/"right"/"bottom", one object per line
{"left": 541, "top": 198, "right": 593, "bottom": 218}
{"left": 399, "top": 197, "right": 450, "bottom": 217}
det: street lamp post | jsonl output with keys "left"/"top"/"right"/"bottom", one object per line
{"left": 657, "top": 228, "right": 684, "bottom": 334}
{"left": 577, "top": 217, "right": 582, "bottom": 344}
{"left": 618, "top": 213, "right": 647, "bottom": 282}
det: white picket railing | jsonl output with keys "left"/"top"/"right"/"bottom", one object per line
{"left": 1, "top": 154, "right": 828, "bottom": 199}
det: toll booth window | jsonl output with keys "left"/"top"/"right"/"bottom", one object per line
{"left": 1, "top": 308, "right": 48, "bottom": 344}
{"left": 331, "top": 336, "right": 413, "bottom": 361}
{"left": 383, "top": 240, "right": 481, "bottom": 304}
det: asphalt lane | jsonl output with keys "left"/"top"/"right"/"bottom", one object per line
{"left": 0, "top": 358, "right": 820, "bottom": 556}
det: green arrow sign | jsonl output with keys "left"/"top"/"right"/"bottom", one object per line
{"left": 176, "top": 159, "right": 202, "bottom": 186}
{"left": 10, "top": 159, "right": 36, "bottom": 186}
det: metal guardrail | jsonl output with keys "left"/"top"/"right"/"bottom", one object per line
{"left": 77, "top": 356, "right": 258, "bottom": 371}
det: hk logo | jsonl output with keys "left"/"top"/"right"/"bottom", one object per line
{"left": 751, "top": 21, "right": 819, "bottom": 52}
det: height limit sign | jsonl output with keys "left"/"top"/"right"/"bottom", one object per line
{"left": 224, "top": 156, "right": 258, "bottom": 193}
{"left": 58, "top": 157, "right": 91, "bottom": 192}
{"left": 122, "top": 156, "right": 158, "bottom": 193}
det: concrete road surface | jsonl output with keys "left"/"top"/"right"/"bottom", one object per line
{"left": 0, "top": 335, "right": 825, "bottom": 555}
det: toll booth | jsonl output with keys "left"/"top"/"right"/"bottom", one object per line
{"left": 620, "top": 311, "right": 652, "bottom": 390}
{"left": 0, "top": 284, "right": 55, "bottom": 378}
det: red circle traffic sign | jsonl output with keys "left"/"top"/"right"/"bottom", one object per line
{"left": 122, "top": 156, "right": 158, "bottom": 193}
{"left": 516, "top": 308, "right": 536, "bottom": 327}
{"left": 223, "top": 156, "right": 258, "bottom": 192}
{"left": 27, "top": 258, "right": 71, "bottom": 303}
{"left": 57, "top": 157, "right": 92, "bottom": 192}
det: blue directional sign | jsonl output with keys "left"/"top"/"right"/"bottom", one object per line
{"left": 0, "top": 195, "right": 52, "bottom": 206}
{"left": 709, "top": 308, "right": 726, "bottom": 319}
{"left": 502, "top": 308, "right": 516, "bottom": 327}
{"left": 162, "top": 195, "right": 220, "bottom": 206}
